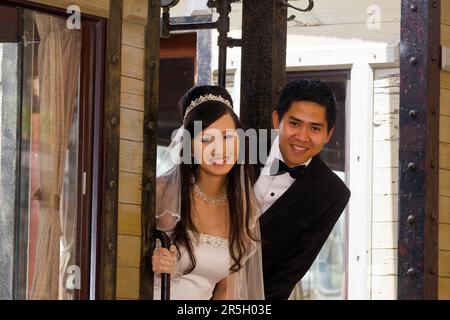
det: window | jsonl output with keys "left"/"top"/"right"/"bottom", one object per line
{"left": 287, "top": 70, "right": 350, "bottom": 300}
{"left": 157, "top": 33, "right": 196, "bottom": 163}
{"left": 0, "top": 2, "right": 105, "bottom": 300}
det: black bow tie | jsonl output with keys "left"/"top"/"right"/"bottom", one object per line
{"left": 270, "top": 158, "right": 306, "bottom": 179}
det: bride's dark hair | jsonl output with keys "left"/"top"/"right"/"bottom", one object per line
{"left": 173, "top": 85, "right": 257, "bottom": 273}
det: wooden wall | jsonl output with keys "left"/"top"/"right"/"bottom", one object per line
{"left": 30, "top": 0, "right": 109, "bottom": 17}
{"left": 371, "top": 68, "right": 399, "bottom": 300}
{"left": 117, "top": 0, "right": 147, "bottom": 300}
{"left": 439, "top": 0, "right": 450, "bottom": 301}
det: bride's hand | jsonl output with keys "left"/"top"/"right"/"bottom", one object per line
{"left": 152, "top": 244, "right": 177, "bottom": 276}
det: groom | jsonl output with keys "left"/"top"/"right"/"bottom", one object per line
{"left": 254, "top": 79, "right": 351, "bottom": 300}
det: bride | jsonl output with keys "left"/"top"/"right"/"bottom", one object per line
{"left": 152, "top": 85, "right": 264, "bottom": 300}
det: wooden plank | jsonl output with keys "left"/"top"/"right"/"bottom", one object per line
{"left": 98, "top": 0, "right": 122, "bottom": 300}
{"left": 442, "top": 25, "right": 450, "bottom": 48}
{"left": 439, "top": 277, "right": 450, "bottom": 300}
{"left": 120, "top": 108, "right": 143, "bottom": 142}
{"left": 440, "top": 196, "right": 450, "bottom": 224}
{"left": 119, "top": 139, "right": 143, "bottom": 174}
{"left": 439, "top": 250, "right": 450, "bottom": 278}
{"left": 140, "top": 0, "right": 160, "bottom": 300}
{"left": 31, "top": 0, "right": 109, "bottom": 17}
{"left": 122, "top": 21, "right": 145, "bottom": 49}
{"left": 373, "top": 167, "right": 398, "bottom": 195}
{"left": 123, "top": 0, "right": 147, "bottom": 25}
{"left": 373, "top": 94, "right": 400, "bottom": 115}
{"left": 373, "top": 141, "right": 399, "bottom": 167}
{"left": 441, "top": 88, "right": 450, "bottom": 117}
{"left": 121, "top": 76, "right": 144, "bottom": 95}
{"left": 372, "top": 222, "right": 398, "bottom": 249}
{"left": 117, "top": 235, "right": 141, "bottom": 268}
{"left": 443, "top": 0, "right": 450, "bottom": 26}
{"left": 121, "top": 92, "right": 144, "bottom": 111}
{"left": 121, "top": 45, "right": 145, "bottom": 80}
{"left": 118, "top": 203, "right": 141, "bottom": 236}
{"left": 441, "top": 116, "right": 450, "bottom": 143}
{"left": 443, "top": 47, "right": 450, "bottom": 72}
{"left": 373, "top": 194, "right": 398, "bottom": 222}
{"left": 289, "top": 0, "right": 400, "bottom": 26}
{"left": 373, "top": 114, "right": 399, "bottom": 142}
{"left": 439, "top": 223, "right": 450, "bottom": 251}
{"left": 118, "top": 171, "right": 142, "bottom": 205}
{"left": 117, "top": 267, "right": 139, "bottom": 299}
{"left": 440, "top": 169, "right": 450, "bottom": 197}
{"left": 441, "top": 142, "right": 450, "bottom": 171}
{"left": 372, "top": 249, "right": 397, "bottom": 276}
{"left": 442, "top": 71, "right": 450, "bottom": 90}
{"left": 371, "top": 276, "right": 397, "bottom": 300}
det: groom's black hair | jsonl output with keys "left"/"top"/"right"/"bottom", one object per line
{"left": 276, "top": 79, "right": 337, "bottom": 132}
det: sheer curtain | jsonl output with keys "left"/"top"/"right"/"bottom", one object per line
{"left": 30, "top": 13, "right": 81, "bottom": 300}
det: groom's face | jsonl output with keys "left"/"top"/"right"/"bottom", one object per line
{"left": 273, "top": 101, "right": 334, "bottom": 167}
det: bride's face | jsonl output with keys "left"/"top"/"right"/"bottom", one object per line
{"left": 192, "top": 113, "right": 240, "bottom": 177}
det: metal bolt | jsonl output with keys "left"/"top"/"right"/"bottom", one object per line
{"left": 409, "top": 109, "right": 417, "bottom": 118}
{"left": 429, "top": 267, "right": 435, "bottom": 275}
{"left": 145, "top": 183, "right": 152, "bottom": 192}
{"left": 433, "top": 1, "right": 437, "bottom": 8}
{"left": 407, "top": 268, "right": 417, "bottom": 277}
{"left": 111, "top": 54, "right": 119, "bottom": 64}
{"left": 110, "top": 117, "right": 118, "bottom": 126}
{"left": 410, "top": 57, "right": 418, "bottom": 65}
{"left": 147, "top": 122, "right": 155, "bottom": 130}
{"left": 408, "top": 162, "right": 416, "bottom": 171}
{"left": 109, "top": 180, "right": 115, "bottom": 188}
{"left": 432, "top": 55, "right": 437, "bottom": 62}
{"left": 410, "top": 4, "right": 417, "bottom": 12}
{"left": 108, "top": 242, "right": 114, "bottom": 251}
{"left": 407, "top": 214, "right": 416, "bottom": 225}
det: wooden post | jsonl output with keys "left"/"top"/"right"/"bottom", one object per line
{"left": 98, "top": 0, "right": 122, "bottom": 300}
{"left": 240, "top": 0, "right": 287, "bottom": 131}
{"left": 398, "top": 0, "right": 440, "bottom": 300}
{"left": 140, "top": 0, "right": 160, "bottom": 300}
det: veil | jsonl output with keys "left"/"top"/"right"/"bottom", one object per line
{"left": 155, "top": 125, "right": 265, "bottom": 300}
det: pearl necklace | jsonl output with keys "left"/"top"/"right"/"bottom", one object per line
{"left": 191, "top": 177, "right": 227, "bottom": 206}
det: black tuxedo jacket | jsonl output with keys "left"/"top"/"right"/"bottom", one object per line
{"left": 257, "top": 155, "right": 350, "bottom": 300}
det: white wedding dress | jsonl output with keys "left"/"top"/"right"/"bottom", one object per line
{"left": 153, "top": 231, "right": 230, "bottom": 300}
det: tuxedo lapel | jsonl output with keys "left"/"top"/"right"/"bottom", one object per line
{"left": 259, "top": 156, "right": 322, "bottom": 227}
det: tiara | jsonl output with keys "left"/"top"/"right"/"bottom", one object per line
{"left": 183, "top": 94, "right": 233, "bottom": 120}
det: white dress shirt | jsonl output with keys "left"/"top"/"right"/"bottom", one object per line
{"left": 254, "top": 135, "right": 312, "bottom": 214}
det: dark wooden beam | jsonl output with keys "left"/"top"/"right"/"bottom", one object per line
{"left": 398, "top": 0, "right": 440, "bottom": 300}
{"left": 97, "top": 0, "right": 122, "bottom": 300}
{"left": 240, "top": 0, "right": 287, "bottom": 131}
{"left": 140, "top": 0, "right": 160, "bottom": 300}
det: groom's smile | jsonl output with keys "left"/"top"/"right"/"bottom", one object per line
{"left": 273, "top": 100, "right": 334, "bottom": 167}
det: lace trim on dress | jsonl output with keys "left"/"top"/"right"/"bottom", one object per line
{"left": 188, "top": 230, "right": 228, "bottom": 249}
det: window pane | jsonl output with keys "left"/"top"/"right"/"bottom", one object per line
{"left": 0, "top": 8, "right": 83, "bottom": 300}
{"left": 0, "top": 38, "right": 20, "bottom": 301}
{"left": 23, "top": 10, "right": 82, "bottom": 300}
{"left": 287, "top": 71, "right": 349, "bottom": 300}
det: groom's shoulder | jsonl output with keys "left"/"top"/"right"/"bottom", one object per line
{"left": 311, "top": 156, "right": 350, "bottom": 198}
